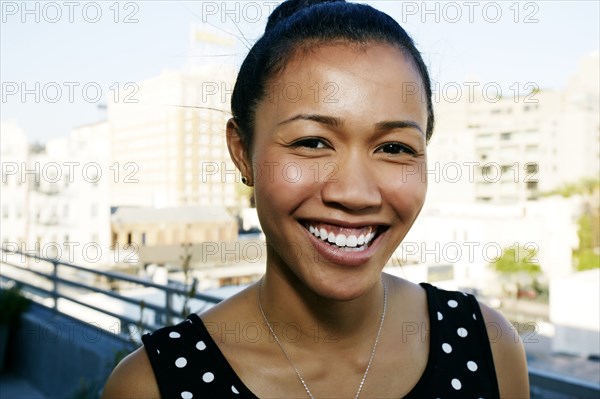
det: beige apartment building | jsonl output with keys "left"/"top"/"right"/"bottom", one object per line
{"left": 428, "top": 52, "right": 599, "bottom": 205}
{"left": 108, "top": 31, "right": 245, "bottom": 211}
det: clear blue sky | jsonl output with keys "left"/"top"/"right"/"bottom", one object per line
{"left": 1, "top": 1, "right": 598, "bottom": 143}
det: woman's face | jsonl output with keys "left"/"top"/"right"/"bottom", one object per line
{"left": 236, "top": 42, "right": 428, "bottom": 300}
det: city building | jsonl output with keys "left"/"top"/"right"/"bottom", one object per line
{"left": 23, "top": 122, "right": 112, "bottom": 266}
{"left": 108, "top": 30, "right": 244, "bottom": 212}
{"left": 428, "top": 52, "right": 600, "bottom": 205}
{"left": 111, "top": 205, "right": 238, "bottom": 248}
{"left": 0, "top": 120, "right": 29, "bottom": 248}
{"left": 394, "top": 196, "right": 581, "bottom": 291}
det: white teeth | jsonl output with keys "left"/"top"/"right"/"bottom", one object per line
{"left": 320, "top": 228, "right": 327, "bottom": 240}
{"left": 327, "top": 232, "right": 336, "bottom": 243}
{"left": 306, "top": 224, "right": 378, "bottom": 248}
{"left": 335, "top": 234, "right": 347, "bottom": 246}
{"left": 357, "top": 234, "right": 365, "bottom": 245}
{"left": 342, "top": 245, "right": 366, "bottom": 252}
{"left": 346, "top": 235, "right": 357, "bottom": 247}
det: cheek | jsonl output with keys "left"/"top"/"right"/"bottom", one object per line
{"left": 381, "top": 166, "right": 428, "bottom": 218}
{"left": 252, "top": 156, "right": 320, "bottom": 212}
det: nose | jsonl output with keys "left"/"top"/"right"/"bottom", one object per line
{"left": 320, "top": 154, "right": 382, "bottom": 211}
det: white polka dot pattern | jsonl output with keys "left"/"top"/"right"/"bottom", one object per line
{"left": 467, "top": 360, "right": 478, "bottom": 371}
{"left": 141, "top": 286, "right": 499, "bottom": 398}
{"left": 451, "top": 378, "right": 462, "bottom": 390}
{"left": 202, "top": 372, "right": 215, "bottom": 383}
{"left": 442, "top": 343, "right": 453, "bottom": 353}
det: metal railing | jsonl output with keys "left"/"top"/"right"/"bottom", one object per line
{"left": 0, "top": 248, "right": 222, "bottom": 338}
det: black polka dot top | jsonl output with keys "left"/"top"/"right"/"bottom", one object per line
{"left": 142, "top": 282, "right": 500, "bottom": 398}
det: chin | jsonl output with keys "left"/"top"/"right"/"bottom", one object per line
{"left": 297, "top": 269, "right": 380, "bottom": 302}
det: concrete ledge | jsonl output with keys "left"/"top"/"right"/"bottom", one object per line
{"left": 0, "top": 373, "right": 47, "bottom": 399}
{"left": 530, "top": 367, "right": 600, "bottom": 399}
{"left": 7, "top": 303, "right": 136, "bottom": 399}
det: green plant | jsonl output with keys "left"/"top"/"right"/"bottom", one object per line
{"left": 489, "top": 246, "right": 544, "bottom": 299}
{"left": 0, "top": 286, "right": 31, "bottom": 327}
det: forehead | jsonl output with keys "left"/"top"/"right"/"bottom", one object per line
{"left": 255, "top": 42, "right": 428, "bottom": 130}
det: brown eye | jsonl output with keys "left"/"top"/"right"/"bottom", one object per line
{"left": 292, "top": 138, "right": 328, "bottom": 149}
{"left": 377, "top": 143, "right": 416, "bottom": 155}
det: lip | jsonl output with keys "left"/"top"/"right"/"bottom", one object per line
{"left": 300, "top": 221, "right": 387, "bottom": 267}
{"left": 299, "top": 218, "right": 388, "bottom": 229}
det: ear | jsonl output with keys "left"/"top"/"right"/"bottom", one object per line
{"left": 226, "top": 118, "right": 253, "bottom": 185}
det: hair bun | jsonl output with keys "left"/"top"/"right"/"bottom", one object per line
{"left": 265, "top": 0, "right": 345, "bottom": 32}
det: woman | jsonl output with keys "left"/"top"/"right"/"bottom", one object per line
{"left": 102, "top": 0, "right": 529, "bottom": 398}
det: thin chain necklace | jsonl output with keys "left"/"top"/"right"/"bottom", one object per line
{"left": 257, "top": 278, "right": 387, "bottom": 399}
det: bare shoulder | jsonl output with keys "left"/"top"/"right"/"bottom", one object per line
{"left": 479, "top": 302, "right": 530, "bottom": 399}
{"left": 200, "top": 281, "right": 258, "bottom": 323}
{"left": 101, "top": 346, "right": 160, "bottom": 399}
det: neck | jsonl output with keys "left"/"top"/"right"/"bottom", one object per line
{"left": 259, "top": 252, "right": 386, "bottom": 345}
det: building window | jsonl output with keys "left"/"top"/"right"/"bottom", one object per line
{"left": 500, "top": 132, "right": 512, "bottom": 140}
{"left": 525, "top": 163, "right": 539, "bottom": 174}
{"left": 525, "top": 145, "right": 538, "bottom": 153}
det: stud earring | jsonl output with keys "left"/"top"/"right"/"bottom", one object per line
{"left": 241, "top": 176, "right": 250, "bottom": 186}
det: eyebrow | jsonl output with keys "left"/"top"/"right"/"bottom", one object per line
{"left": 278, "top": 113, "right": 424, "bottom": 136}
{"left": 278, "top": 114, "right": 342, "bottom": 128}
{"left": 375, "top": 120, "right": 424, "bottom": 136}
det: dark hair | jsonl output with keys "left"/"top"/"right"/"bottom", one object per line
{"left": 231, "top": 0, "right": 435, "bottom": 151}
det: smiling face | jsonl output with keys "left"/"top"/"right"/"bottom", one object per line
{"left": 228, "top": 42, "right": 428, "bottom": 301}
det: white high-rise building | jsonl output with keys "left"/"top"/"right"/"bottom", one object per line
{"left": 1, "top": 120, "right": 29, "bottom": 247}
{"left": 25, "top": 122, "right": 112, "bottom": 266}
